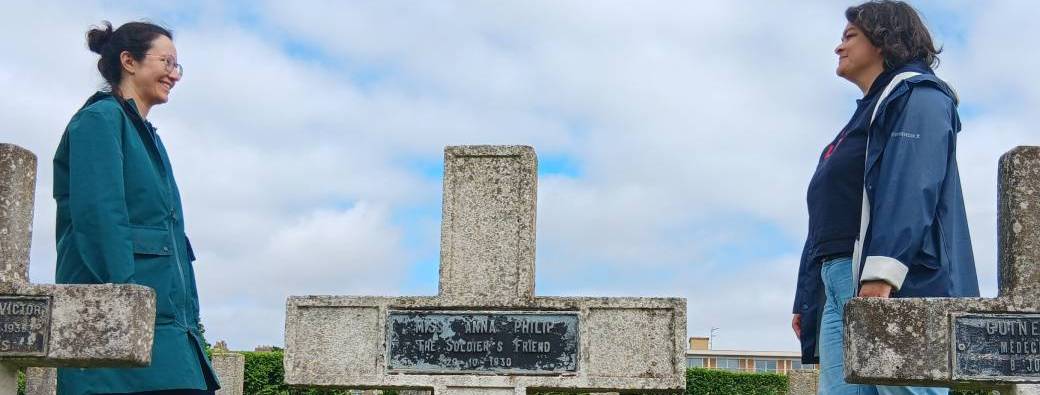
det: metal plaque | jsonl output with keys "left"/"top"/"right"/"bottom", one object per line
{"left": 387, "top": 311, "right": 579, "bottom": 374}
{"left": 0, "top": 295, "right": 51, "bottom": 356}
{"left": 953, "top": 313, "right": 1040, "bottom": 381}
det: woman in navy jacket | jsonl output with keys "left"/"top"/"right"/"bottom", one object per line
{"left": 791, "top": 1, "right": 979, "bottom": 393}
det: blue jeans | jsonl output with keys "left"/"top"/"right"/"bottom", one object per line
{"left": 818, "top": 257, "right": 947, "bottom": 395}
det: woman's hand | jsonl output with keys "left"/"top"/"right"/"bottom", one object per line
{"left": 792, "top": 314, "right": 802, "bottom": 339}
{"left": 858, "top": 280, "right": 893, "bottom": 298}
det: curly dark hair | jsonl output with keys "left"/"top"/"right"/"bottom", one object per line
{"left": 845, "top": 0, "right": 941, "bottom": 70}
{"left": 86, "top": 21, "right": 172, "bottom": 92}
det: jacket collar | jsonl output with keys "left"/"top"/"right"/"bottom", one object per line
{"left": 860, "top": 61, "right": 934, "bottom": 104}
{"left": 82, "top": 91, "right": 167, "bottom": 173}
{"left": 81, "top": 91, "right": 157, "bottom": 132}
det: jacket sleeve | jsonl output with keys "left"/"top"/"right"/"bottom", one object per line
{"left": 67, "top": 109, "right": 136, "bottom": 283}
{"left": 793, "top": 235, "right": 811, "bottom": 314}
{"left": 185, "top": 236, "right": 197, "bottom": 262}
{"left": 860, "top": 86, "right": 954, "bottom": 290}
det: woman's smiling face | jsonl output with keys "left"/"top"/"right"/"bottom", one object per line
{"left": 126, "top": 35, "right": 180, "bottom": 107}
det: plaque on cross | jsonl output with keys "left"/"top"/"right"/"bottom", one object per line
{"left": 844, "top": 146, "right": 1040, "bottom": 390}
{"left": 0, "top": 143, "right": 157, "bottom": 393}
{"left": 284, "top": 146, "right": 686, "bottom": 394}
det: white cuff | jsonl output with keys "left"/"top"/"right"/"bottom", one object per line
{"left": 860, "top": 256, "right": 909, "bottom": 291}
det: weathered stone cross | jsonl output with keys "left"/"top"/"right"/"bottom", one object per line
{"left": 845, "top": 146, "right": 1040, "bottom": 391}
{"left": 284, "top": 146, "right": 687, "bottom": 394}
{"left": 0, "top": 143, "right": 156, "bottom": 394}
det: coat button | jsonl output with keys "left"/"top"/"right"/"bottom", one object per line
{"left": 162, "top": 246, "right": 170, "bottom": 253}
{"left": 801, "top": 303, "right": 809, "bottom": 310}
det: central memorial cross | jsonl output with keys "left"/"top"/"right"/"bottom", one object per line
{"left": 845, "top": 146, "right": 1040, "bottom": 391}
{"left": 0, "top": 143, "right": 156, "bottom": 394}
{"left": 284, "top": 146, "right": 687, "bottom": 394}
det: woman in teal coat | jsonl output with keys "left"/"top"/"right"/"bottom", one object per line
{"left": 53, "top": 21, "right": 218, "bottom": 394}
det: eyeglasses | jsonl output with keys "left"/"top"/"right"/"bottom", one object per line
{"left": 144, "top": 53, "right": 183, "bottom": 77}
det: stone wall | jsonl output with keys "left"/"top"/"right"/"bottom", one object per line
{"left": 786, "top": 369, "right": 818, "bottom": 395}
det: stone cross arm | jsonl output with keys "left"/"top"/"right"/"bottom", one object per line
{"left": 1, "top": 284, "right": 155, "bottom": 367}
{"left": 1, "top": 143, "right": 156, "bottom": 392}
{"left": 845, "top": 146, "right": 1040, "bottom": 388}
{"left": 285, "top": 295, "right": 686, "bottom": 393}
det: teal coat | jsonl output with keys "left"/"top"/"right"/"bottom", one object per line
{"left": 53, "top": 92, "right": 219, "bottom": 394}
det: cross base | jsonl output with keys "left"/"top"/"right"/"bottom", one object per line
{"left": 285, "top": 296, "right": 686, "bottom": 393}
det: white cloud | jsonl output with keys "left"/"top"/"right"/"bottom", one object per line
{"left": 2, "top": 1, "right": 1036, "bottom": 353}
{"left": 194, "top": 203, "right": 409, "bottom": 345}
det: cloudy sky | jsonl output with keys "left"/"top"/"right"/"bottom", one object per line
{"left": 3, "top": 1, "right": 1036, "bottom": 353}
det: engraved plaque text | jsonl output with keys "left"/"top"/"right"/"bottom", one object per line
{"left": 0, "top": 296, "right": 51, "bottom": 356}
{"left": 387, "top": 311, "right": 578, "bottom": 374}
{"left": 953, "top": 313, "right": 1040, "bottom": 381}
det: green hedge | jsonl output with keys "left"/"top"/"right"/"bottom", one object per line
{"left": 241, "top": 351, "right": 287, "bottom": 395}
{"left": 684, "top": 367, "right": 787, "bottom": 395}
{"left": 239, "top": 351, "right": 758, "bottom": 394}
{"left": 238, "top": 357, "right": 785, "bottom": 394}
{"left": 238, "top": 351, "right": 398, "bottom": 395}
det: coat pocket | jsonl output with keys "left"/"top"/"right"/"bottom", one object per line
{"left": 130, "top": 225, "right": 178, "bottom": 324}
{"left": 916, "top": 224, "right": 943, "bottom": 270}
{"left": 130, "top": 225, "right": 174, "bottom": 256}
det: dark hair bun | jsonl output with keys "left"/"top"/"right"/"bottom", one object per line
{"left": 86, "top": 21, "right": 114, "bottom": 54}
{"left": 86, "top": 20, "right": 172, "bottom": 91}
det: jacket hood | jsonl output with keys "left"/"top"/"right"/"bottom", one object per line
{"left": 81, "top": 91, "right": 147, "bottom": 117}
{"left": 80, "top": 91, "right": 115, "bottom": 110}
{"left": 81, "top": 91, "right": 154, "bottom": 132}
{"left": 900, "top": 61, "right": 959, "bottom": 106}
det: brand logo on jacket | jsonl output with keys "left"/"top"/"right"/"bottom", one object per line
{"left": 891, "top": 131, "right": 921, "bottom": 139}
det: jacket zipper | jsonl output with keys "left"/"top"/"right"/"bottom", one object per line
{"left": 167, "top": 221, "right": 189, "bottom": 329}
{"left": 147, "top": 125, "right": 191, "bottom": 330}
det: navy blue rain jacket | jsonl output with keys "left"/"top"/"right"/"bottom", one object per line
{"left": 793, "top": 71, "right": 980, "bottom": 364}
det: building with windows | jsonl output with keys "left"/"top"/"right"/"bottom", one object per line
{"left": 685, "top": 337, "right": 816, "bottom": 374}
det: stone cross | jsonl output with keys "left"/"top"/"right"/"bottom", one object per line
{"left": 845, "top": 146, "right": 1040, "bottom": 391}
{"left": 0, "top": 143, "right": 156, "bottom": 394}
{"left": 284, "top": 146, "right": 687, "bottom": 394}
{"left": 211, "top": 349, "right": 244, "bottom": 395}
{"left": 24, "top": 367, "right": 55, "bottom": 395}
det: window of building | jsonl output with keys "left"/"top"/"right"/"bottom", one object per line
{"left": 791, "top": 360, "right": 817, "bottom": 370}
{"left": 686, "top": 357, "right": 704, "bottom": 368}
{"left": 716, "top": 358, "right": 740, "bottom": 371}
{"left": 754, "top": 359, "right": 778, "bottom": 372}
